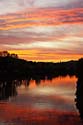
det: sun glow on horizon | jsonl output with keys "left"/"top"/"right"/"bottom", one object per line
{"left": 7, "top": 50, "right": 82, "bottom": 62}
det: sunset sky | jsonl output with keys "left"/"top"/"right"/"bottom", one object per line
{"left": 0, "top": 0, "right": 83, "bottom": 62}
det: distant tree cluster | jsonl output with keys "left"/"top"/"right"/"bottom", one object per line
{"left": 0, "top": 51, "right": 18, "bottom": 59}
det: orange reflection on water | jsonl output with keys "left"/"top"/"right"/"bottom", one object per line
{"left": 0, "top": 102, "right": 82, "bottom": 125}
{"left": 29, "top": 80, "right": 37, "bottom": 89}
{"left": 0, "top": 76, "right": 82, "bottom": 125}
{"left": 40, "top": 75, "right": 77, "bottom": 86}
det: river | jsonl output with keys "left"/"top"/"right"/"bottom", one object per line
{"left": 0, "top": 75, "right": 82, "bottom": 125}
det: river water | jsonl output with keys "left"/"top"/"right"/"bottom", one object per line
{"left": 0, "top": 75, "right": 82, "bottom": 125}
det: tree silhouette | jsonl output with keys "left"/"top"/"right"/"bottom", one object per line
{"left": 0, "top": 51, "right": 18, "bottom": 59}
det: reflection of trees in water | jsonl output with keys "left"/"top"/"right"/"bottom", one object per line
{"left": 1, "top": 71, "right": 83, "bottom": 110}
{"left": 0, "top": 74, "right": 74, "bottom": 101}
{"left": 75, "top": 77, "right": 83, "bottom": 122}
{"left": 0, "top": 75, "right": 55, "bottom": 101}
{"left": 0, "top": 80, "right": 17, "bottom": 100}
{"left": 0, "top": 78, "right": 32, "bottom": 101}
{"left": 0, "top": 77, "right": 41, "bottom": 100}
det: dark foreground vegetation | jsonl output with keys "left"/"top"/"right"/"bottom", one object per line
{"left": 75, "top": 58, "right": 83, "bottom": 122}
{"left": 0, "top": 51, "right": 81, "bottom": 80}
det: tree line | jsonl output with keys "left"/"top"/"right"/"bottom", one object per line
{"left": 0, "top": 51, "right": 82, "bottom": 80}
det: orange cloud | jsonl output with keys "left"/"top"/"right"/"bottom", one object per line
{"left": 0, "top": 8, "right": 83, "bottom": 30}
{"left": 8, "top": 50, "right": 83, "bottom": 62}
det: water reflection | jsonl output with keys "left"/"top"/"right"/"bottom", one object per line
{"left": 0, "top": 80, "right": 17, "bottom": 101}
{"left": 0, "top": 76, "right": 82, "bottom": 125}
{"left": 0, "top": 76, "right": 76, "bottom": 101}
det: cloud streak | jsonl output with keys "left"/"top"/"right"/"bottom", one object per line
{"left": 0, "top": 8, "right": 83, "bottom": 30}
{"left": 0, "top": 0, "right": 83, "bottom": 15}
{"left": 0, "top": 0, "right": 83, "bottom": 62}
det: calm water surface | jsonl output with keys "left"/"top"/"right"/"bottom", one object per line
{"left": 0, "top": 76, "right": 82, "bottom": 125}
